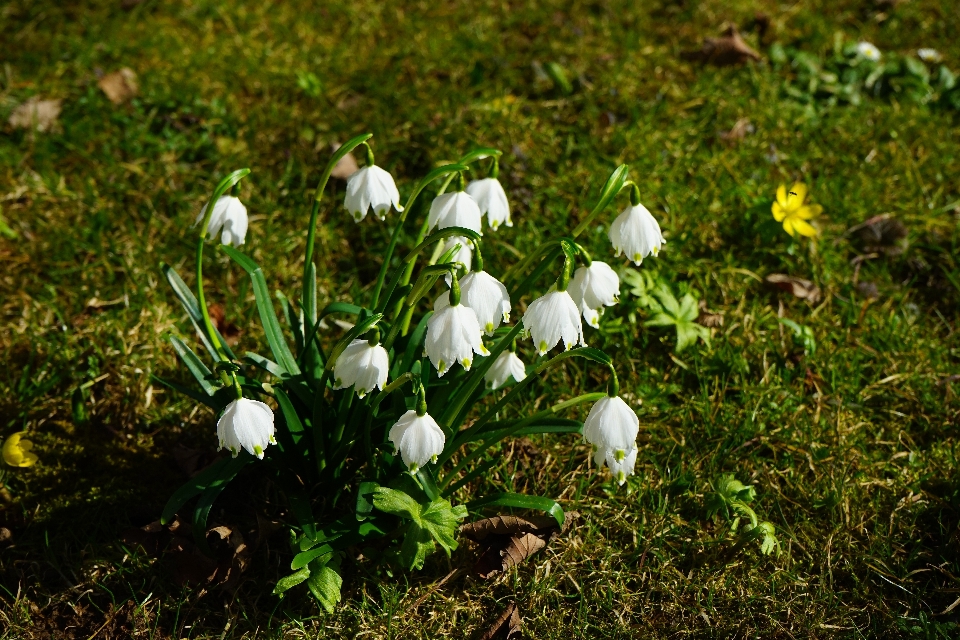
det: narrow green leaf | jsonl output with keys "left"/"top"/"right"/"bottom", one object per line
{"left": 168, "top": 336, "right": 217, "bottom": 395}
{"left": 161, "top": 263, "right": 236, "bottom": 360}
{"left": 291, "top": 544, "right": 334, "bottom": 570}
{"left": 243, "top": 351, "right": 286, "bottom": 378}
{"left": 151, "top": 375, "right": 220, "bottom": 410}
{"left": 220, "top": 245, "right": 301, "bottom": 376}
{"left": 161, "top": 453, "right": 251, "bottom": 525}
{"left": 466, "top": 492, "right": 565, "bottom": 528}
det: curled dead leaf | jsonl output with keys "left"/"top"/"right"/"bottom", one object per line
{"left": 473, "top": 601, "right": 522, "bottom": 640}
{"left": 329, "top": 143, "right": 360, "bottom": 180}
{"left": 764, "top": 274, "right": 822, "bottom": 304}
{"left": 98, "top": 68, "right": 138, "bottom": 104}
{"left": 8, "top": 97, "right": 62, "bottom": 132}
{"left": 682, "top": 26, "right": 761, "bottom": 67}
{"left": 462, "top": 511, "right": 578, "bottom": 579}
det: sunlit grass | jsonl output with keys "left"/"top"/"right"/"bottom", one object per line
{"left": 2, "top": 0, "right": 960, "bottom": 637}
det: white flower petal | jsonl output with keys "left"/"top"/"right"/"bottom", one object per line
{"left": 466, "top": 178, "right": 511, "bottom": 230}
{"left": 216, "top": 398, "right": 275, "bottom": 459}
{"left": 333, "top": 339, "right": 390, "bottom": 397}
{"left": 522, "top": 290, "right": 583, "bottom": 355}
{"left": 583, "top": 396, "right": 639, "bottom": 453}
{"left": 198, "top": 196, "right": 249, "bottom": 246}
{"left": 436, "top": 271, "right": 510, "bottom": 335}
{"left": 485, "top": 350, "right": 526, "bottom": 389}
{"left": 428, "top": 191, "right": 483, "bottom": 234}
{"left": 388, "top": 410, "right": 446, "bottom": 471}
{"left": 345, "top": 165, "right": 401, "bottom": 222}
{"left": 425, "top": 302, "right": 488, "bottom": 376}
{"left": 569, "top": 261, "right": 619, "bottom": 328}
{"left": 608, "top": 203, "right": 666, "bottom": 266}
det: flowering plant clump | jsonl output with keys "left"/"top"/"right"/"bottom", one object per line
{"left": 157, "top": 135, "right": 667, "bottom": 610}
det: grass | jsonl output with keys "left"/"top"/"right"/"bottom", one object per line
{"left": 2, "top": 0, "right": 960, "bottom": 637}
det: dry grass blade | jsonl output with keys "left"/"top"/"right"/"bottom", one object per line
{"left": 765, "top": 274, "right": 822, "bottom": 304}
{"left": 473, "top": 601, "right": 521, "bottom": 640}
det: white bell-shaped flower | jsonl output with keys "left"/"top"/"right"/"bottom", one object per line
{"left": 389, "top": 409, "right": 446, "bottom": 472}
{"left": 583, "top": 395, "right": 639, "bottom": 455}
{"left": 855, "top": 41, "right": 881, "bottom": 62}
{"left": 426, "top": 296, "right": 489, "bottom": 376}
{"left": 522, "top": 290, "right": 584, "bottom": 355}
{"left": 466, "top": 178, "right": 512, "bottom": 230}
{"left": 608, "top": 203, "right": 666, "bottom": 266}
{"left": 217, "top": 397, "right": 276, "bottom": 459}
{"left": 333, "top": 339, "right": 389, "bottom": 398}
{"left": 594, "top": 446, "right": 638, "bottom": 486}
{"left": 485, "top": 350, "right": 527, "bottom": 389}
{"left": 197, "top": 195, "right": 249, "bottom": 247}
{"left": 344, "top": 165, "right": 402, "bottom": 222}
{"left": 434, "top": 271, "right": 510, "bottom": 335}
{"left": 568, "top": 261, "right": 620, "bottom": 329}
{"left": 428, "top": 191, "right": 483, "bottom": 235}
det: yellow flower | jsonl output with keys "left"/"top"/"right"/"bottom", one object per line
{"left": 772, "top": 182, "right": 822, "bottom": 238}
{"left": 2, "top": 432, "right": 38, "bottom": 467}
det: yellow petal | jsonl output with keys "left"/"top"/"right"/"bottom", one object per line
{"left": 772, "top": 201, "right": 787, "bottom": 222}
{"left": 791, "top": 218, "right": 818, "bottom": 237}
{"left": 2, "top": 433, "right": 37, "bottom": 467}
{"left": 776, "top": 184, "right": 788, "bottom": 208}
{"left": 797, "top": 204, "right": 823, "bottom": 219}
{"left": 782, "top": 217, "right": 797, "bottom": 237}
{"left": 790, "top": 182, "right": 808, "bottom": 206}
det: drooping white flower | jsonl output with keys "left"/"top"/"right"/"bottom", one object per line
{"left": 217, "top": 398, "right": 276, "bottom": 459}
{"left": 917, "top": 48, "right": 942, "bottom": 63}
{"left": 485, "top": 350, "right": 527, "bottom": 389}
{"left": 197, "top": 195, "right": 249, "bottom": 247}
{"left": 522, "top": 289, "right": 584, "bottom": 355}
{"left": 856, "top": 41, "right": 881, "bottom": 62}
{"left": 428, "top": 191, "right": 483, "bottom": 235}
{"left": 426, "top": 298, "right": 489, "bottom": 376}
{"left": 333, "top": 339, "right": 390, "bottom": 398}
{"left": 389, "top": 409, "right": 446, "bottom": 472}
{"left": 466, "top": 178, "right": 512, "bottom": 230}
{"left": 608, "top": 203, "right": 666, "bottom": 266}
{"left": 344, "top": 165, "right": 402, "bottom": 222}
{"left": 434, "top": 271, "right": 510, "bottom": 335}
{"left": 583, "top": 395, "right": 639, "bottom": 455}
{"left": 568, "top": 261, "right": 620, "bottom": 329}
{"left": 594, "top": 446, "right": 638, "bottom": 486}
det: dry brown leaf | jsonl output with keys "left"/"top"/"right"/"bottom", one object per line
{"left": 682, "top": 26, "right": 761, "bottom": 67}
{"left": 765, "top": 274, "right": 822, "bottom": 304}
{"left": 719, "top": 118, "right": 754, "bottom": 144}
{"left": 330, "top": 143, "right": 360, "bottom": 180}
{"left": 98, "top": 68, "right": 139, "bottom": 104}
{"left": 8, "top": 97, "right": 62, "bottom": 132}
{"left": 697, "top": 299, "right": 724, "bottom": 328}
{"left": 460, "top": 514, "right": 559, "bottom": 542}
{"left": 466, "top": 511, "right": 578, "bottom": 578}
{"left": 474, "top": 602, "right": 522, "bottom": 640}
{"left": 208, "top": 303, "right": 242, "bottom": 345}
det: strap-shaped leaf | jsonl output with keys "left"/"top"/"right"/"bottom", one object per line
{"left": 395, "top": 311, "right": 432, "bottom": 379}
{"left": 274, "top": 387, "right": 307, "bottom": 449}
{"left": 151, "top": 375, "right": 220, "bottom": 410}
{"left": 466, "top": 492, "right": 565, "bottom": 528}
{"left": 161, "top": 453, "right": 252, "bottom": 525}
{"left": 220, "top": 245, "right": 300, "bottom": 376}
{"left": 161, "top": 263, "right": 236, "bottom": 361}
{"left": 288, "top": 490, "right": 318, "bottom": 541}
{"left": 168, "top": 336, "right": 217, "bottom": 395}
{"left": 243, "top": 351, "right": 285, "bottom": 378}
{"left": 301, "top": 262, "right": 323, "bottom": 379}
{"left": 442, "top": 457, "right": 499, "bottom": 497}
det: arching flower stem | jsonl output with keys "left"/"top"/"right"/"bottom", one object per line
{"left": 569, "top": 164, "right": 629, "bottom": 238}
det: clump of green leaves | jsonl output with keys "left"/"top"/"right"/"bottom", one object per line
{"left": 705, "top": 474, "right": 779, "bottom": 556}
{"left": 771, "top": 39, "right": 959, "bottom": 110}
{"left": 778, "top": 317, "right": 816, "bottom": 355}
{"left": 622, "top": 269, "right": 709, "bottom": 353}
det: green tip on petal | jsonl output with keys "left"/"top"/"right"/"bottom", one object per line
{"left": 230, "top": 447, "right": 238, "bottom": 458}
{"left": 539, "top": 340, "right": 548, "bottom": 353}
{"left": 438, "top": 360, "right": 446, "bottom": 373}
{"left": 633, "top": 253, "right": 643, "bottom": 263}
{"left": 615, "top": 449, "right": 626, "bottom": 462}
{"left": 254, "top": 445, "right": 263, "bottom": 457}
{"left": 485, "top": 322, "right": 494, "bottom": 333}
{"left": 357, "top": 389, "right": 367, "bottom": 398}
{"left": 409, "top": 463, "right": 419, "bottom": 473}
{"left": 463, "top": 358, "right": 472, "bottom": 370}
